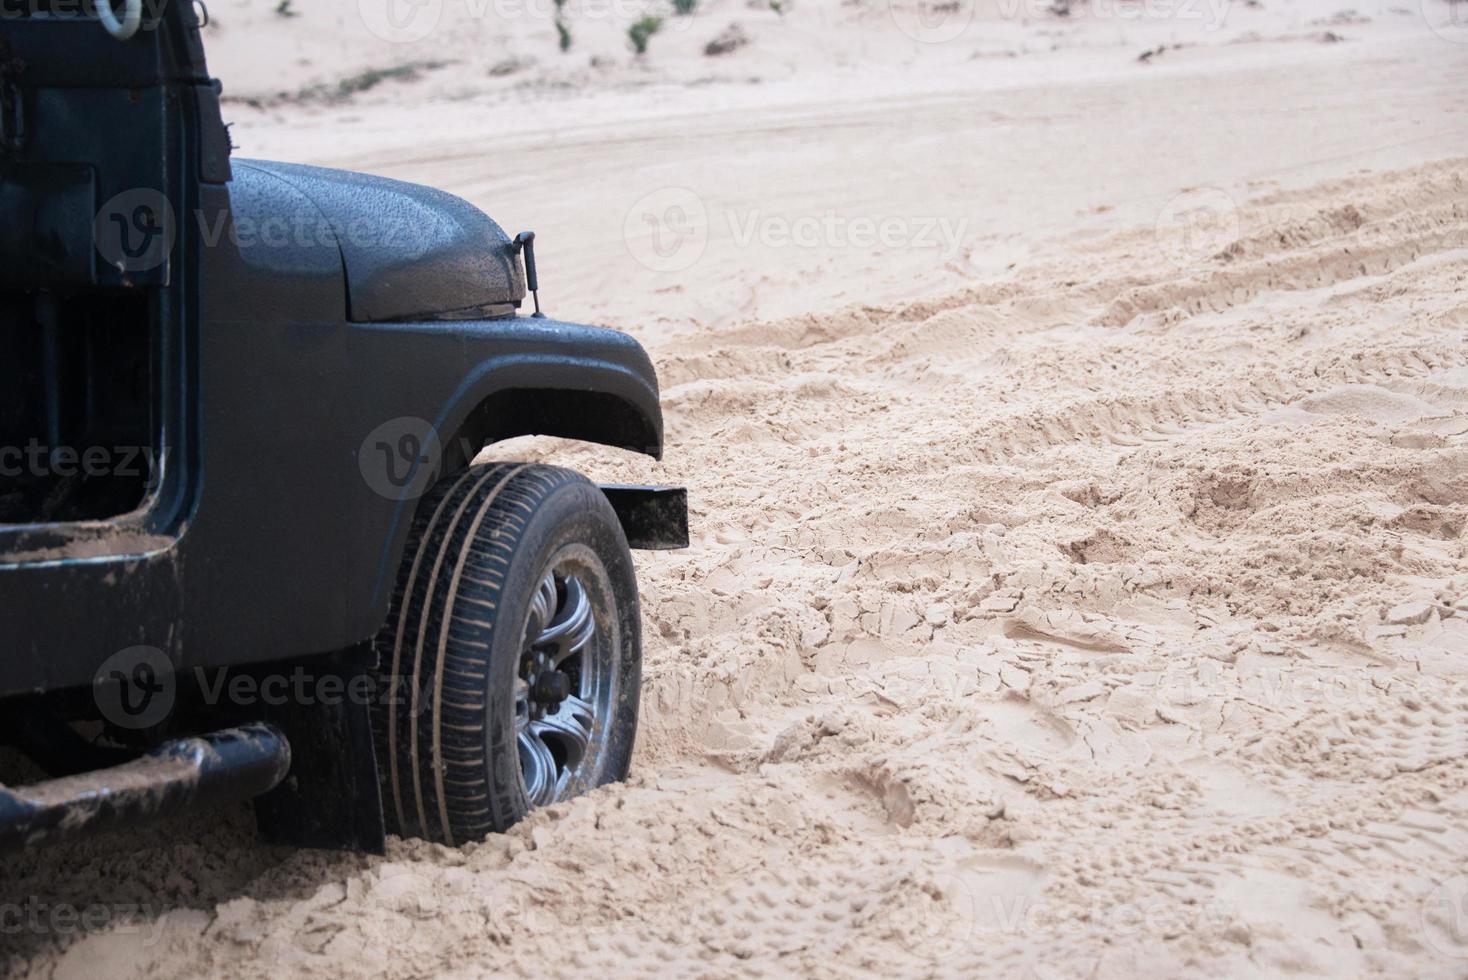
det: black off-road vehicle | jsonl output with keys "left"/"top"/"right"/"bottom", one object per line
{"left": 0, "top": 0, "right": 685, "bottom": 853}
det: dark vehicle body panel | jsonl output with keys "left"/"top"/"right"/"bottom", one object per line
{"left": 0, "top": 4, "right": 668, "bottom": 702}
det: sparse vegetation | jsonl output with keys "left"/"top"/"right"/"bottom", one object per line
{"left": 704, "top": 22, "right": 749, "bottom": 55}
{"left": 768, "top": 0, "right": 788, "bottom": 17}
{"left": 274, "top": 0, "right": 298, "bottom": 16}
{"left": 220, "top": 60, "right": 454, "bottom": 108}
{"left": 336, "top": 61, "right": 449, "bottom": 98}
{"left": 552, "top": 0, "right": 573, "bottom": 52}
{"left": 489, "top": 56, "right": 530, "bottom": 76}
{"left": 673, "top": 0, "right": 699, "bottom": 14}
{"left": 628, "top": 15, "right": 663, "bottom": 54}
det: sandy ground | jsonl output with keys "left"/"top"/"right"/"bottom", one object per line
{"left": 6, "top": 0, "right": 1468, "bottom": 976}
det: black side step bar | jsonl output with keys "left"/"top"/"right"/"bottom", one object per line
{"left": 0, "top": 722, "right": 290, "bottom": 854}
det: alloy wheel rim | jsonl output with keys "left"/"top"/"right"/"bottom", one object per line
{"left": 514, "top": 566, "right": 607, "bottom": 807}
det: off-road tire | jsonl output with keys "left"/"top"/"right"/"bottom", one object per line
{"left": 372, "top": 463, "right": 641, "bottom": 844}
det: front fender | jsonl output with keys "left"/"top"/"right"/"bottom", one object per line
{"left": 346, "top": 315, "right": 665, "bottom": 630}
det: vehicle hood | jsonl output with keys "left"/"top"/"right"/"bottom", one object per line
{"left": 234, "top": 160, "right": 526, "bottom": 322}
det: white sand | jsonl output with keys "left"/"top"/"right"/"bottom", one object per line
{"left": 5, "top": 0, "right": 1468, "bottom": 976}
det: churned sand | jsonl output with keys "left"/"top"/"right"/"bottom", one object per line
{"left": 5, "top": 0, "right": 1468, "bottom": 976}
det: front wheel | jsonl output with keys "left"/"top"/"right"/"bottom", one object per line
{"left": 372, "top": 463, "right": 641, "bottom": 845}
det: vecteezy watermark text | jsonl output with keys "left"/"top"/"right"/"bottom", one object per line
{"left": 357, "top": 0, "right": 699, "bottom": 43}
{"left": 0, "top": 441, "right": 159, "bottom": 488}
{"left": 623, "top": 186, "right": 970, "bottom": 273}
{"left": 94, "top": 191, "right": 478, "bottom": 276}
{"left": 191, "top": 665, "right": 427, "bottom": 712}
{"left": 0, "top": 0, "right": 172, "bottom": 22}
{"left": 0, "top": 897, "right": 166, "bottom": 947}
{"left": 887, "top": 0, "right": 1230, "bottom": 44}
{"left": 727, "top": 209, "right": 967, "bottom": 256}
{"left": 93, "top": 645, "right": 438, "bottom": 730}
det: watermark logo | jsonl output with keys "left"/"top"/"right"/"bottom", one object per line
{"left": 93, "top": 645, "right": 175, "bottom": 730}
{"left": 892, "top": 873, "right": 978, "bottom": 961}
{"left": 624, "top": 187, "right": 709, "bottom": 273}
{"left": 887, "top": 0, "right": 974, "bottom": 43}
{"left": 94, "top": 188, "right": 175, "bottom": 275}
{"left": 1155, "top": 187, "right": 1239, "bottom": 265}
{"left": 359, "top": 416, "right": 443, "bottom": 501}
{"left": 353, "top": 0, "right": 693, "bottom": 40}
{"left": 1006, "top": 0, "right": 1230, "bottom": 28}
{"left": 1151, "top": 660, "right": 1466, "bottom": 713}
{"left": 1421, "top": 0, "right": 1468, "bottom": 43}
{"left": 887, "top": 0, "right": 1228, "bottom": 43}
{"left": 1422, "top": 875, "right": 1468, "bottom": 958}
{"left": 359, "top": 0, "right": 444, "bottom": 41}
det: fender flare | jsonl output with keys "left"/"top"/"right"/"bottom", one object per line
{"left": 435, "top": 354, "right": 664, "bottom": 471}
{"left": 364, "top": 340, "right": 666, "bottom": 617}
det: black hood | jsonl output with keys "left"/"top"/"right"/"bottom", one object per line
{"left": 235, "top": 160, "right": 527, "bottom": 322}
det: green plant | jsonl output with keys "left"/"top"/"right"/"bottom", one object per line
{"left": 768, "top": 0, "right": 788, "bottom": 16}
{"left": 704, "top": 22, "right": 748, "bottom": 55}
{"left": 550, "top": 0, "right": 572, "bottom": 53}
{"left": 627, "top": 15, "right": 663, "bottom": 54}
{"left": 274, "top": 0, "right": 298, "bottom": 16}
{"left": 335, "top": 60, "right": 448, "bottom": 98}
{"left": 672, "top": 0, "right": 698, "bottom": 14}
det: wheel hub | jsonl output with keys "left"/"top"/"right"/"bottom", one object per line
{"left": 514, "top": 568, "right": 602, "bottom": 807}
{"left": 525, "top": 651, "right": 573, "bottom": 715}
